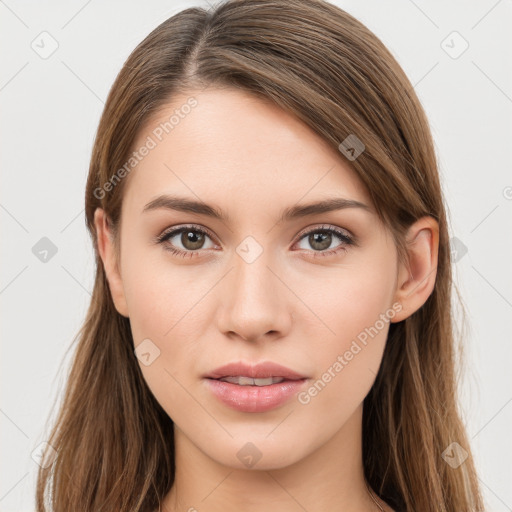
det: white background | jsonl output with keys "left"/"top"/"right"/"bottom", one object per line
{"left": 1, "top": 0, "right": 511, "bottom": 510}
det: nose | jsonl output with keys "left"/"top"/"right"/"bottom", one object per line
{"left": 215, "top": 247, "right": 292, "bottom": 343}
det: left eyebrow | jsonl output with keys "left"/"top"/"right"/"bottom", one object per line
{"left": 142, "top": 194, "right": 372, "bottom": 224}
{"left": 277, "top": 197, "right": 372, "bottom": 224}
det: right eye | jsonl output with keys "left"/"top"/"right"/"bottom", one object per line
{"left": 156, "top": 225, "right": 218, "bottom": 258}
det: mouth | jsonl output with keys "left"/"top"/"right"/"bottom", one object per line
{"left": 204, "top": 360, "right": 308, "bottom": 382}
{"left": 203, "top": 361, "right": 309, "bottom": 413}
{"left": 207, "top": 375, "right": 303, "bottom": 386}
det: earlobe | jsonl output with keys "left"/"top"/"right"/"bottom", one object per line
{"left": 391, "top": 216, "right": 439, "bottom": 323}
{"left": 93, "top": 208, "right": 129, "bottom": 318}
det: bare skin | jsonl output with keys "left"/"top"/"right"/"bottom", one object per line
{"left": 95, "top": 87, "right": 438, "bottom": 512}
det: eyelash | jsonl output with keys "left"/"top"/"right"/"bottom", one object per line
{"left": 155, "top": 224, "right": 355, "bottom": 259}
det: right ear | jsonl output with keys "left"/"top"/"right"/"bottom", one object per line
{"left": 93, "top": 208, "right": 129, "bottom": 318}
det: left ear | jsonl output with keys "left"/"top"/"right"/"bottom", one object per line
{"left": 391, "top": 216, "right": 439, "bottom": 323}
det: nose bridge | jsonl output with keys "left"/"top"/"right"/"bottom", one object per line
{"left": 232, "top": 232, "right": 279, "bottom": 301}
{"left": 217, "top": 238, "right": 290, "bottom": 341}
{"left": 235, "top": 248, "right": 276, "bottom": 302}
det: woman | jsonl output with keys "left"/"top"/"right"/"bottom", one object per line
{"left": 36, "top": 0, "right": 485, "bottom": 510}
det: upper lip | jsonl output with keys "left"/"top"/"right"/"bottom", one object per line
{"left": 205, "top": 361, "right": 307, "bottom": 380}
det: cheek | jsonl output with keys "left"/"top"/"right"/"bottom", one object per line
{"left": 120, "top": 234, "right": 205, "bottom": 341}
{"left": 293, "top": 254, "right": 396, "bottom": 401}
{"left": 297, "top": 255, "right": 396, "bottom": 348}
{"left": 121, "top": 245, "right": 213, "bottom": 404}
{"left": 295, "top": 285, "right": 392, "bottom": 430}
{"left": 125, "top": 274, "right": 210, "bottom": 389}
{"left": 122, "top": 255, "right": 211, "bottom": 419}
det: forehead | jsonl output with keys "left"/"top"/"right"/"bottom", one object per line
{"left": 122, "top": 87, "right": 372, "bottom": 219}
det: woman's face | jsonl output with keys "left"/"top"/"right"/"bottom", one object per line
{"left": 102, "top": 87, "right": 404, "bottom": 469}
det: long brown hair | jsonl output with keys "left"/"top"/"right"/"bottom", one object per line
{"left": 36, "top": 0, "right": 485, "bottom": 510}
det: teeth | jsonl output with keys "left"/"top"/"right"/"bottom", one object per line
{"left": 219, "top": 376, "right": 286, "bottom": 386}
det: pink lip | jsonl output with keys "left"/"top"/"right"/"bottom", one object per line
{"left": 205, "top": 378, "right": 308, "bottom": 412}
{"left": 204, "top": 361, "right": 309, "bottom": 413}
{"left": 204, "top": 361, "right": 307, "bottom": 380}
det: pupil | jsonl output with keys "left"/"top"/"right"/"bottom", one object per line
{"left": 182, "top": 230, "right": 204, "bottom": 250}
{"left": 310, "top": 232, "right": 331, "bottom": 251}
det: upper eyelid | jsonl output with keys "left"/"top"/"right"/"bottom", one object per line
{"left": 158, "top": 224, "right": 218, "bottom": 245}
{"left": 295, "top": 223, "right": 353, "bottom": 239}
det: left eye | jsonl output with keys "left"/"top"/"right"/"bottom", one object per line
{"left": 294, "top": 226, "right": 354, "bottom": 254}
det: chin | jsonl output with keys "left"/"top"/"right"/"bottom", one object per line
{"left": 202, "top": 434, "right": 311, "bottom": 471}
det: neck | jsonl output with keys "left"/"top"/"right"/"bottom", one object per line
{"left": 162, "top": 404, "right": 388, "bottom": 512}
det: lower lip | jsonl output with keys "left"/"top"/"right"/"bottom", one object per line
{"left": 205, "top": 378, "right": 308, "bottom": 413}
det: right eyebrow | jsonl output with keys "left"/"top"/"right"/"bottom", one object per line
{"left": 142, "top": 195, "right": 229, "bottom": 221}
